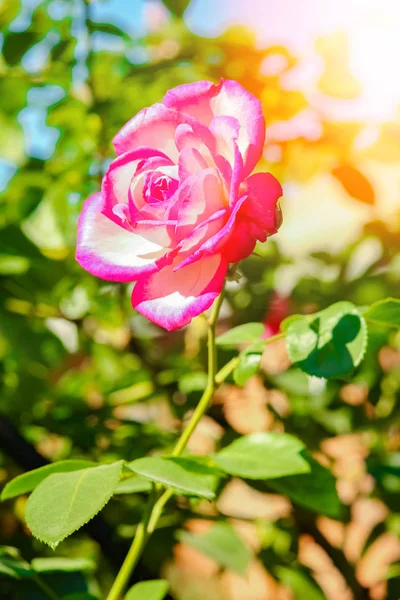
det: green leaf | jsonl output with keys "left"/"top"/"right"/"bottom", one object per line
{"left": 31, "top": 557, "right": 95, "bottom": 573}
{"left": 0, "top": 255, "right": 30, "bottom": 275}
{"left": 267, "top": 455, "right": 341, "bottom": 518}
{"left": 162, "top": 0, "right": 191, "bottom": 17}
{"left": 0, "top": 546, "right": 33, "bottom": 580}
{"left": 114, "top": 475, "right": 152, "bottom": 495}
{"left": 25, "top": 461, "right": 123, "bottom": 549}
{"left": 125, "top": 579, "right": 169, "bottom": 600}
{"left": 2, "top": 31, "right": 38, "bottom": 66}
{"left": 127, "top": 457, "right": 221, "bottom": 500}
{"left": 177, "top": 523, "right": 252, "bottom": 576}
{"left": 276, "top": 567, "right": 325, "bottom": 600}
{"left": 363, "top": 298, "right": 400, "bottom": 329}
{"left": 282, "top": 301, "right": 367, "bottom": 378}
{"left": 233, "top": 352, "right": 262, "bottom": 386}
{"left": 216, "top": 323, "right": 264, "bottom": 346}
{"left": 214, "top": 433, "right": 310, "bottom": 480}
{"left": 88, "top": 21, "right": 129, "bottom": 39}
{"left": 1, "top": 460, "right": 97, "bottom": 501}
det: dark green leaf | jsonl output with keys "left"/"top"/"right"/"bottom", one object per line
{"left": 216, "top": 323, "right": 264, "bottom": 346}
{"left": 88, "top": 21, "right": 129, "bottom": 39}
{"left": 127, "top": 457, "right": 221, "bottom": 500}
{"left": 125, "top": 579, "right": 169, "bottom": 600}
{"left": 2, "top": 32, "right": 38, "bottom": 66}
{"left": 283, "top": 301, "right": 367, "bottom": 378}
{"left": 214, "top": 433, "right": 309, "bottom": 479}
{"left": 268, "top": 455, "right": 341, "bottom": 518}
{"left": 363, "top": 298, "right": 400, "bottom": 329}
{"left": 26, "top": 462, "right": 123, "bottom": 549}
{"left": 177, "top": 523, "right": 252, "bottom": 576}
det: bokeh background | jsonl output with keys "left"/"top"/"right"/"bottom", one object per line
{"left": 0, "top": 1, "right": 399, "bottom": 599}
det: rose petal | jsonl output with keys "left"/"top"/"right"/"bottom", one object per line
{"left": 178, "top": 147, "right": 208, "bottom": 180}
{"left": 102, "top": 148, "right": 171, "bottom": 217}
{"left": 113, "top": 104, "right": 214, "bottom": 162}
{"left": 240, "top": 172, "right": 283, "bottom": 236}
{"left": 175, "top": 194, "right": 249, "bottom": 269}
{"left": 163, "top": 79, "right": 265, "bottom": 177}
{"left": 76, "top": 194, "right": 168, "bottom": 282}
{"left": 209, "top": 115, "right": 240, "bottom": 166}
{"left": 175, "top": 168, "right": 226, "bottom": 241}
{"left": 131, "top": 254, "right": 227, "bottom": 330}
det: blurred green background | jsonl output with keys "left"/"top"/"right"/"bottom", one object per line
{"left": 0, "top": 1, "right": 399, "bottom": 599}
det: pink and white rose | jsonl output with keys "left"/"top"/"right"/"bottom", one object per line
{"left": 76, "top": 80, "right": 282, "bottom": 330}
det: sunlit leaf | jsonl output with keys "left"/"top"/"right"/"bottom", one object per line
{"left": 125, "top": 579, "right": 169, "bottom": 600}
{"left": 0, "top": 255, "right": 30, "bottom": 275}
{"left": 127, "top": 457, "right": 221, "bottom": 500}
{"left": 26, "top": 462, "right": 123, "bottom": 549}
{"left": 216, "top": 323, "right": 264, "bottom": 346}
{"left": 214, "top": 433, "right": 309, "bottom": 479}
{"left": 114, "top": 476, "right": 152, "bottom": 495}
{"left": 31, "top": 557, "right": 95, "bottom": 573}
{"left": 363, "top": 298, "right": 400, "bottom": 329}
{"left": 233, "top": 352, "right": 262, "bottom": 386}
{"left": 1, "top": 460, "right": 97, "bottom": 501}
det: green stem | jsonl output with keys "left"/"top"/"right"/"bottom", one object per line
{"left": 106, "top": 288, "right": 225, "bottom": 600}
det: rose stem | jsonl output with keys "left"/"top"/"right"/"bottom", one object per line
{"left": 105, "top": 287, "right": 225, "bottom": 600}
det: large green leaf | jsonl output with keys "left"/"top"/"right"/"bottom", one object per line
{"left": 127, "top": 457, "right": 221, "bottom": 500}
{"left": 216, "top": 323, "right": 264, "bottom": 346}
{"left": 178, "top": 523, "right": 252, "bottom": 576}
{"left": 125, "top": 579, "right": 169, "bottom": 600}
{"left": 1, "top": 460, "right": 97, "bottom": 501}
{"left": 363, "top": 298, "right": 400, "bottom": 329}
{"left": 282, "top": 301, "right": 367, "bottom": 378}
{"left": 267, "top": 455, "right": 341, "bottom": 518}
{"left": 25, "top": 462, "right": 123, "bottom": 549}
{"left": 214, "top": 433, "right": 309, "bottom": 479}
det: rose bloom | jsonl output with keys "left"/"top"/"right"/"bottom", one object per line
{"left": 76, "top": 80, "right": 282, "bottom": 330}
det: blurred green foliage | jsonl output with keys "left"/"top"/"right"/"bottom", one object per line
{"left": 0, "top": 1, "right": 399, "bottom": 599}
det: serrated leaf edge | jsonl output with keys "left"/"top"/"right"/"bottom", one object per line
{"left": 26, "top": 461, "right": 124, "bottom": 549}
